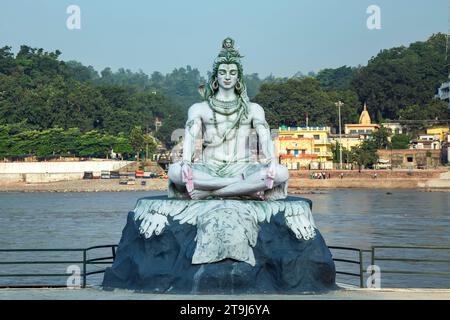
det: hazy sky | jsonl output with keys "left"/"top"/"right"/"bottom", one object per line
{"left": 0, "top": 0, "right": 447, "bottom": 77}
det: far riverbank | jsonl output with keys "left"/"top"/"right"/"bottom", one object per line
{"left": 1, "top": 170, "right": 449, "bottom": 192}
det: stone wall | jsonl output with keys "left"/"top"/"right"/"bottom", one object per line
{"left": 0, "top": 160, "right": 131, "bottom": 182}
{"left": 289, "top": 178, "right": 425, "bottom": 189}
{"left": 289, "top": 170, "right": 444, "bottom": 179}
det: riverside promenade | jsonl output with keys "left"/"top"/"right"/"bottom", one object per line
{"left": 1, "top": 287, "right": 449, "bottom": 300}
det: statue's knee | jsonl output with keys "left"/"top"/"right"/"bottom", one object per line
{"left": 275, "top": 165, "right": 289, "bottom": 184}
{"left": 168, "top": 163, "right": 182, "bottom": 184}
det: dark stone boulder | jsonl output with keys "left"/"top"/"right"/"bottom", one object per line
{"left": 102, "top": 197, "right": 337, "bottom": 294}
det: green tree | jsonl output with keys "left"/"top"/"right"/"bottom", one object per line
{"left": 398, "top": 100, "right": 449, "bottom": 120}
{"left": 370, "top": 126, "right": 391, "bottom": 150}
{"left": 254, "top": 77, "right": 359, "bottom": 129}
{"left": 112, "top": 132, "right": 133, "bottom": 159}
{"left": 331, "top": 142, "right": 353, "bottom": 164}
{"left": 130, "top": 126, "right": 144, "bottom": 162}
{"left": 143, "top": 133, "right": 158, "bottom": 160}
{"left": 316, "top": 65, "right": 358, "bottom": 91}
{"left": 77, "top": 130, "right": 111, "bottom": 158}
{"left": 351, "top": 33, "right": 448, "bottom": 119}
{"left": 351, "top": 141, "right": 379, "bottom": 169}
{"left": 391, "top": 134, "right": 410, "bottom": 149}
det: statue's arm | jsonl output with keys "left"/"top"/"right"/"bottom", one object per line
{"left": 252, "top": 103, "right": 276, "bottom": 162}
{"left": 183, "top": 104, "right": 202, "bottom": 163}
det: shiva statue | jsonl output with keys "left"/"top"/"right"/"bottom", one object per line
{"left": 168, "top": 37, "right": 289, "bottom": 200}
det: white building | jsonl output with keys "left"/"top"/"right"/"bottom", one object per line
{"left": 436, "top": 76, "right": 450, "bottom": 108}
{"left": 410, "top": 135, "right": 441, "bottom": 150}
{"left": 382, "top": 122, "right": 404, "bottom": 135}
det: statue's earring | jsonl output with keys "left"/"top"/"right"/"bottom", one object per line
{"left": 235, "top": 80, "right": 242, "bottom": 91}
{"left": 212, "top": 79, "right": 219, "bottom": 90}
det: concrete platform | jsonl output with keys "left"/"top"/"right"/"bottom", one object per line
{"left": 1, "top": 287, "right": 449, "bottom": 300}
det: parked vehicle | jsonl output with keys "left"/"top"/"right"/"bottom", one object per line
{"left": 110, "top": 171, "right": 120, "bottom": 179}
{"left": 127, "top": 173, "right": 136, "bottom": 185}
{"left": 83, "top": 171, "right": 93, "bottom": 179}
{"left": 135, "top": 170, "right": 145, "bottom": 178}
{"left": 159, "top": 172, "right": 168, "bottom": 179}
{"left": 143, "top": 172, "right": 158, "bottom": 179}
{"left": 101, "top": 170, "right": 111, "bottom": 179}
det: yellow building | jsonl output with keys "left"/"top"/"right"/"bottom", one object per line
{"left": 344, "top": 103, "right": 380, "bottom": 135}
{"left": 426, "top": 127, "right": 449, "bottom": 142}
{"left": 330, "top": 134, "right": 363, "bottom": 150}
{"left": 275, "top": 126, "right": 333, "bottom": 169}
{"left": 331, "top": 103, "right": 380, "bottom": 150}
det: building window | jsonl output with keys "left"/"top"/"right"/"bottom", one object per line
{"left": 406, "top": 156, "right": 414, "bottom": 163}
{"left": 313, "top": 135, "right": 320, "bottom": 140}
{"left": 350, "top": 130, "right": 357, "bottom": 134}
{"left": 314, "top": 148, "right": 320, "bottom": 153}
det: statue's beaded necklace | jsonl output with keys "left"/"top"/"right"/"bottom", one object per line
{"left": 208, "top": 96, "right": 242, "bottom": 116}
{"left": 208, "top": 96, "right": 245, "bottom": 144}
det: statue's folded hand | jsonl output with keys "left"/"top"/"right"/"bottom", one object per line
{"left": 265, "top": 160, "right": 277, "bottom": 189}
{"left": 285, "top": 214, "right": 316, "bottom": 240}
{"left": 181, "top": 162, "right": 194, "bottom": 193}
{"left": 139, "top": 213, "right": 169, "bottom": 239}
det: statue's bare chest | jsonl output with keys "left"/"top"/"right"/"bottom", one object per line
{"left": 201, "top": 107, "right": 252, "bottom": 129}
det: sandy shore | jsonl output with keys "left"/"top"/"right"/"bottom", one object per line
{"left": 0, "top": 176, "right": 448, "bottom": 192}
{"left": 0, "top": 179, "right": 168, "bottom": 192}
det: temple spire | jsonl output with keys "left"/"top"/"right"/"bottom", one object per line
{"left": 359, "top": 102, "right": 372, "bottom": 124}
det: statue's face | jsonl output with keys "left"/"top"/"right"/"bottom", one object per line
{"left": 217, "top": 64, "right": 239, "bottom": 90}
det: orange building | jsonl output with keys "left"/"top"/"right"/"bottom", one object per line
{"left": 275, "top": 136, "right": 326, "bottom": 170}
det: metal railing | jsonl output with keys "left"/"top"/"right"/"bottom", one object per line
{"left": 371, "top": 245, "right": 450, "bottom": 278}
{"left": 329, "top": 246, "right": 368, "bottom": 288}
{"left": 330, "top": 245, "right": 450, "bottom": 288}
{"left": 1, "top": 244, "right": 450, "bottom": 289}
{"left": 0, "top": 245, "right": 117, "bottom": 288}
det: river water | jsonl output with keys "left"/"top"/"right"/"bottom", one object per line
{"left": 0, "top": 190, "right": 449, "bottom": 289}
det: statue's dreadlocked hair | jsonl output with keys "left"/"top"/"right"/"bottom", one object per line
{"left": 199, "top": 37, "right": 249, "bottom": 103}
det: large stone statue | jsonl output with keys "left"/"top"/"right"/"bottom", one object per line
{"left": 102, "top": 38, "right": 336, "bottom": 294}
{"left": 168, "top": 37, "right": 288, "bottom": 201}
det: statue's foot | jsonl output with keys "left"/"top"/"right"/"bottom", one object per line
{"left": 189, "top": 189, "right": 212, "bottom": 200}
{"left": 254, "top": 191, "right": 266, "bottom": 200}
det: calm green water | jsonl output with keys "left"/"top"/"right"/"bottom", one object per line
{"left": 0, "top": 190, "right": 449, "bottom": 288}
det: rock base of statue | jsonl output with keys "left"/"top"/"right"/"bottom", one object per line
{"left": 102, "top": 196, "right": 338, "bottom": 294}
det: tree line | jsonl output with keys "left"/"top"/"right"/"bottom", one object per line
{"left": 255, "top": 33, "right": 449, "bottom": 129}
{"left": 0, "top": 45, "right": 183, "bottom": 159}
{"left": 0, "top": 33, "right": 448, "bottom": 160}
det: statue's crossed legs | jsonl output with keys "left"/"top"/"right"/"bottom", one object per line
{"left": 168, "top": 161, "right": 289, "bottom": 200}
